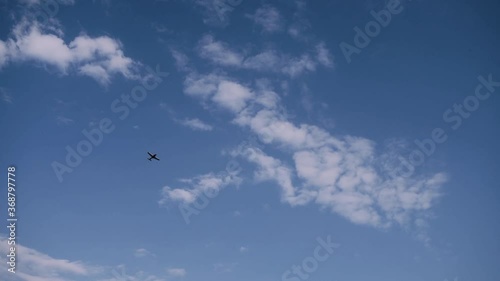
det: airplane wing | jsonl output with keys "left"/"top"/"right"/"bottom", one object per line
{"left": 148, "top": 152, "right": 154, "bottom": 157}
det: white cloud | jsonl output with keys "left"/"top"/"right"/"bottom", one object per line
{"left": 159, "top": 172, "right": 241, "bottom": 206}
{"left": 178, "top": 73, "right": 448, "bottom": 237}
{"left": 134, "top": 248, "right": 154, "bottom": 258}
{"left": 213, "top": 262, "right": 237, "bottom": 273}
{"left": 198, "top": 34, "right": 244, "bottom": 67}
{"left": 237, "top": 146, "right": 316, "bottom": 206}
{"left": 170, "top": 49, "right": 190, "bottom": 72}
{"left": 213, "top": 80, "right": 254, "bottom": 113}
{"left": 195, "top": 34, "right": 328, "bottom": 77}
{"left": 183, "top": 72, "right": 222, "bottom": 99}
{"left": 193, "top": 0, "right": 235, "bottom": 27}
{"left": 102, "top": 265, "right": 165, "bottom": 281}
{"left": 287, "top": 25, "right": 302, "bottom": 40}
{"left": 56, "top": 115, "right": 74, "bottom": 126}
{"left": 0, "top": 40, "right": 9, "bottom": 68}
{"left": 0, "top": 236, "right": 98, "bottom": 281}
{"left": 79, "top": 63, "right": 111, "bottom": 85}
{"left": 239, "top": 246, "right": 248, "bottom": 253}
{"left": 246, "top": 5, "right": 284, "bottom": 33}
{"left": 287, "top": 0, "right": 311, "bottom": 41}
{"left": 0, "top": 19, "right": 140, "bottom": 85}
{"left": 0, "top": 88, "right": 12, "bottom": 103}
{"left": 178, "top": 118, "right": 213, "bottom": 131}
{"left": 166, "top": 268, "right": 186, "bottom": 277}
{"left": 161, "top": 187, "right": 196, "bottom": 204}
{"left": 315, "top": 42, "right": 334, "bottom": 67}
{"left": 280, "top": 54, "right": 317, "bottom": 77}
{"left": 300, "top": 84, "right": 314, "bottom": 113}
{"left": 12, "top": 24, "right": 73, "bottom": 70}
{"left": 0, "top": 240, "right": 165, "bottom": 281}
{"left": 241, "top": 50, "right": 281, "bottom": 71}
{"left": 18, "top": 0, "right": 75, "bottom": 6}
{"left": 182, "top": 73, "right": 254, "bottom": 113}
{"left": 151, "top": 22, "right": 171, "bottom": 33}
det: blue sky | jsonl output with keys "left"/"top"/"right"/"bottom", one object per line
{"left": 0, "top": 0, "right": 499, "bottom": 280}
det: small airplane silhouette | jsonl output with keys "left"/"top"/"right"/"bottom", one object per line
{"left": 147, "top": 152, "right": 160, "bottom": 161}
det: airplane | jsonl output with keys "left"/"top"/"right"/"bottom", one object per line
{"left": 147, "top": 152, "right": 160, "bottom": 161}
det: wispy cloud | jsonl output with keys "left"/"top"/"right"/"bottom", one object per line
{"left": 170, "top": 49, "right": 191, "bottom": 72}
{"left": 166, "top": 267, "right": 186, "bottom": 277}
{"left": 159, "top": 172, "right": 241, "bottom": 206}
{"left": 213, "top": 262, "right": 237, "bottom": 273}
{"left": 192, "top": 0, "right": 242, "bottom": 27}
{"left": 0, "top": 236, "right": 99, "bottom": 280}
{"left": 151, "top": 22, "right": 171, "bottom": 33}
{"left": 18, "top": 0, "right": 75, "bottom": 6}
{"left": 315, "top": 42, "right": 334, "bottom": 67}
{"left": 287, "top": 0, "right": 312, "bottom": 41}
{"left": 56, "top": 115, "right": 74, "bottom": 126}
{"left": 196, "top": 34, "right": 332, "bottom": 77}
{"left": 246, "top": 5, "right": 284, "bottom": 33}
{"left": 177, "top": 118, "right": 213, "bottom": 131}
{"left": 106, "top": 264, "right": 166, "bottom": 281}
{"left": 198, "top": 34, "right": 244, "bottom": 67}
{"left": 0, "top": 88, "right": 12, "bottom": 103}
{"left": 134, "top": 248, "right": 154, "bottom": 258}
{"left": 53, "top": 99, "right": 76, "bottom": 126}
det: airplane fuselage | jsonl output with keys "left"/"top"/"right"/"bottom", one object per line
{"left": 147, "top": 152, "right": 160, "bottom": 161}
